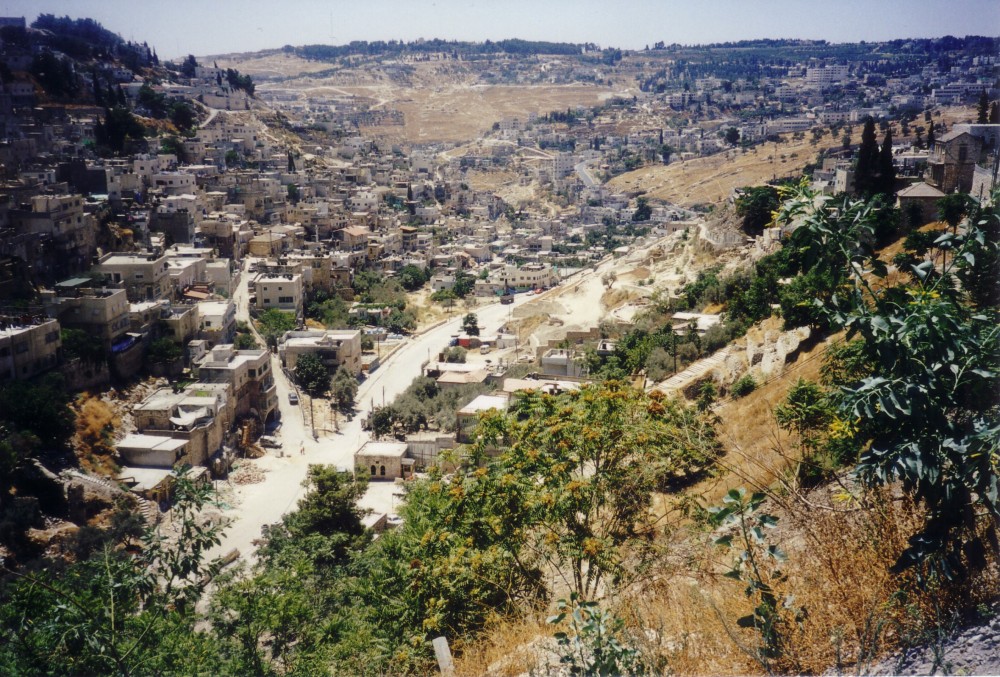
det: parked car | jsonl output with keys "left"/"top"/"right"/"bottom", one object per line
{"left": 288, "top": 392, "right": 299, "bottom": 405}
{"left": 259, "top": 435, "right": 281, "bottom": 449}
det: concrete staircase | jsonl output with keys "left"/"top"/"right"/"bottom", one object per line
{"left": 649, "top": 346, "right": 731, "bottom": 394}
{"left": 62, "top": 469, "right": 160, "bottom": 527}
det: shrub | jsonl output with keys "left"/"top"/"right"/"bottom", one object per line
{"left": 731, "top": 374, "right": 758, "bottom": 398}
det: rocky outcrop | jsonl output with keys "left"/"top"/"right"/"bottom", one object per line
{"left": 743, "top": 323, "right": 811, "bottom": 379}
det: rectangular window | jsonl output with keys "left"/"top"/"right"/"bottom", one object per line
{"left": 278, "top": 296, "right": 293, "bottom": 304}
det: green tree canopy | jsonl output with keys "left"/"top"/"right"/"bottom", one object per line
{"left": 256, "top": 309, "right": 297, "bottom": 348}
{"left": 462, "top": 313, "right": 480, "bottom": 336}
{"left": 295, "top": 353, "right": 329, "bottom": 398}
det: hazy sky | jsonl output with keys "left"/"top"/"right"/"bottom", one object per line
{"left": 3, "top": 0, "right": 997, "bottom": 60}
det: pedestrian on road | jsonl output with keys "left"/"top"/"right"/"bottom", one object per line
{"left": 299, "top": 441, "right": 304, "bottom": 455}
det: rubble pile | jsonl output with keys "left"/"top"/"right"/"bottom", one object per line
{"left": 230, "top": 463, "right": 266, "bottom": 485}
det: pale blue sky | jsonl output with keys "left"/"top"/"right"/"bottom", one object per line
{"left": 2, "top": 0, "right": 997, "bottom": 60}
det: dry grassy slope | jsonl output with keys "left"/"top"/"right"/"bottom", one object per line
{"left": 609, "top": 133, "right": 842, "bottom": 207}
{"left": 608, "top": 105, "right": 978, "bottom": 208}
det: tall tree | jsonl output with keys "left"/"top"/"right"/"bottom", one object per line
{"left": 976, "top": 89, "right": 990, "bottom": 124}
{"left": 295, "top": 353, "right": 329, "bottom": 399}
{"left": 854, "top": 117, "right": 880, "bottom": 195}
{"left": 877, "top": 128, "right": 896, "bottom": 195}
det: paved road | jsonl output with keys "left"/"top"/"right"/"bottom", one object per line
{"left": 206, "top": 279, "right": 530, "bottom": 564}
{"left": 575, "top": 160, "right": 598, "bottom": 188}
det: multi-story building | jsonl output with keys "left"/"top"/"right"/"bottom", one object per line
{"left": 0, "top": 315, "right": 61, "bottom": 381}
{"left": 277, "top": 329, "right": 363, "bottom": 375}
{"left": 197, "top": 300, "right": 236, "bottom": 345}
{"left": 926, "top": 130, "right": 982, "bottom": 194}
{"left": 42, "top": 278, "right": 130, "bottom": 350}
{"left": 93, "top": 251, "right": 171, "bottom": 302}
{"left": 195, "top": 344, "right": 278, "bottom": 423}
{"left": 130, "top": 386, "right": 229, "bottom": 466}
{"left": 254, "top": 273, "right": 303, "bottom": 316}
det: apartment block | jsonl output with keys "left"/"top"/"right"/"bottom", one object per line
{"left": 0, "top": 315, "right": 61, "bottom": 381}
{"left": 278, "top": 329, "right": 363, "bottom": 375}
{"left": 254, "top": 273, "right": 303, "bottom": 316}
{"left": 93, "top": 251, "right": 171, "bottom": 302}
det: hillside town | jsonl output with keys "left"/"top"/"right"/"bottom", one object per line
{"left": 1, "top": 11, "right": 998, "bottom": 676}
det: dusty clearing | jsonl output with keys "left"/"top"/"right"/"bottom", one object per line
{"left": 376, "top": 84, "right": 615, "bottom": 143}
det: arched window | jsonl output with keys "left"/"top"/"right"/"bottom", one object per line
{"left": 370, "top": 464, "right": 377, "bottom": 475}
{"left": 380, "top": 465, "right": 386, "bottom": 476}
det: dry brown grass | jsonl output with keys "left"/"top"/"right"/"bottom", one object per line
{"left": 74, "top": 394, "right": 120, "bottom": 475}
{"left": 695, "top": 329, "right": 833, "bottom": 507}
{"left": 453, "top": 615, "right": 556, "bottom": 677}
{"left": 608, "top": 134, "right": 842, "bottom": 208}
{"left": 619, "top": 489, "right": 999, "bottom": 676}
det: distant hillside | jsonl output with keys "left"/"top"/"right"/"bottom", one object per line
{"left": 286, "top": 38, "right": 593, "bottom": 62}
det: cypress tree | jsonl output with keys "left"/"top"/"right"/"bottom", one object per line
{"left": 878, "top": 129, "right": 896, "bottom": 195}
{"left": 927, "top": 125, "right": 936, "bottom": 151}
{"left": 990, "top": 102, "right": 999, "bottom": 124}
{"left": 855, "top": 117, "right": 879, "bottom": 195}
{"left": 977, "top": 90, "right": 990, "bottom": 124}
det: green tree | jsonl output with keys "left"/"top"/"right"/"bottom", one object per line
{"left": 160, "top": 135, "right": 189, "bottom": 163}
{"left": 775, "top": 185, "right": 1000, "bottom": 576}
{"left": 462, "top": 313, "right": 480, "bottom": 336}
{"left": 452, "top": 270, "right": 475, "bottom": 298}
{"left": 937, "top": 192, "right": 974, "bottom": 233}
{"left": 256, "top": 309, "right": 297, "bottom": 348}
{"left": 60, "top": 328, "right": 105, "bottom": 365}
{"left": 169, "top": 101, "right": 196, "bottom": 132}
{"left": 0, "top": 470, "right": 226, "bottom": 675}
{"left": 876, "top": 128, "right": 896, "bottom": 195}
{"left": 774, "top": 379, "right": 834, "bottom": 454}
{"left": 397, "top": 264, "right": 429, "bottom": 291}
{"left": 147, "top": 337, "right": 183, "bottom": 363}
{"left": 633, "top": 196, "right": 652, "bottom": 222}
{"left": 977, "top": 89, "right": 990, "bottom": 124}
{"left": 474, "top": 383, "right": 718, "bottom": 597}
{"left": 234, "top": 332, "right": 259, "bottom": 350}
{"left": 329, "top": 366, "right": 358, "bottom": 412}
{"left": 724, "top": 126, "right": 741, "bottom": 147}
{"left": 710, "top": 488, "right": 800, "bottom": 671}
{"left": 369, "top": 406, "right": 396, "bottom": 439}
{"left": 548, "top": 594, "right": 647, "bottom": 675}
{"left": 96, "top": 106, "right": 146, "bottom": 155}
{"left": 854, "top": 116, "right": 879, "bottom": 195}
{"left": 734, "top": 186, "right": 780, "bottom": 236}
{"left": 295, "top": 353, "right": 328, "bottom": 399}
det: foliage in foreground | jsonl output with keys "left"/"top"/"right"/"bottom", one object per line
{"left": 774, "top": 186, "right": 1000, "bottom": 578}
{"left": 0, "top": 470, "right": 225, "bottom": 675}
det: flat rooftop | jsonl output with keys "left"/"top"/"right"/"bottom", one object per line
{"left": 356, "top": 441, "right": 408, "bottom": 458}
{"left": 459, "top": 394, "right": 509, "bottom": 415}
{"left": 116, "top": 433, "right": 187, "bottom": 452}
